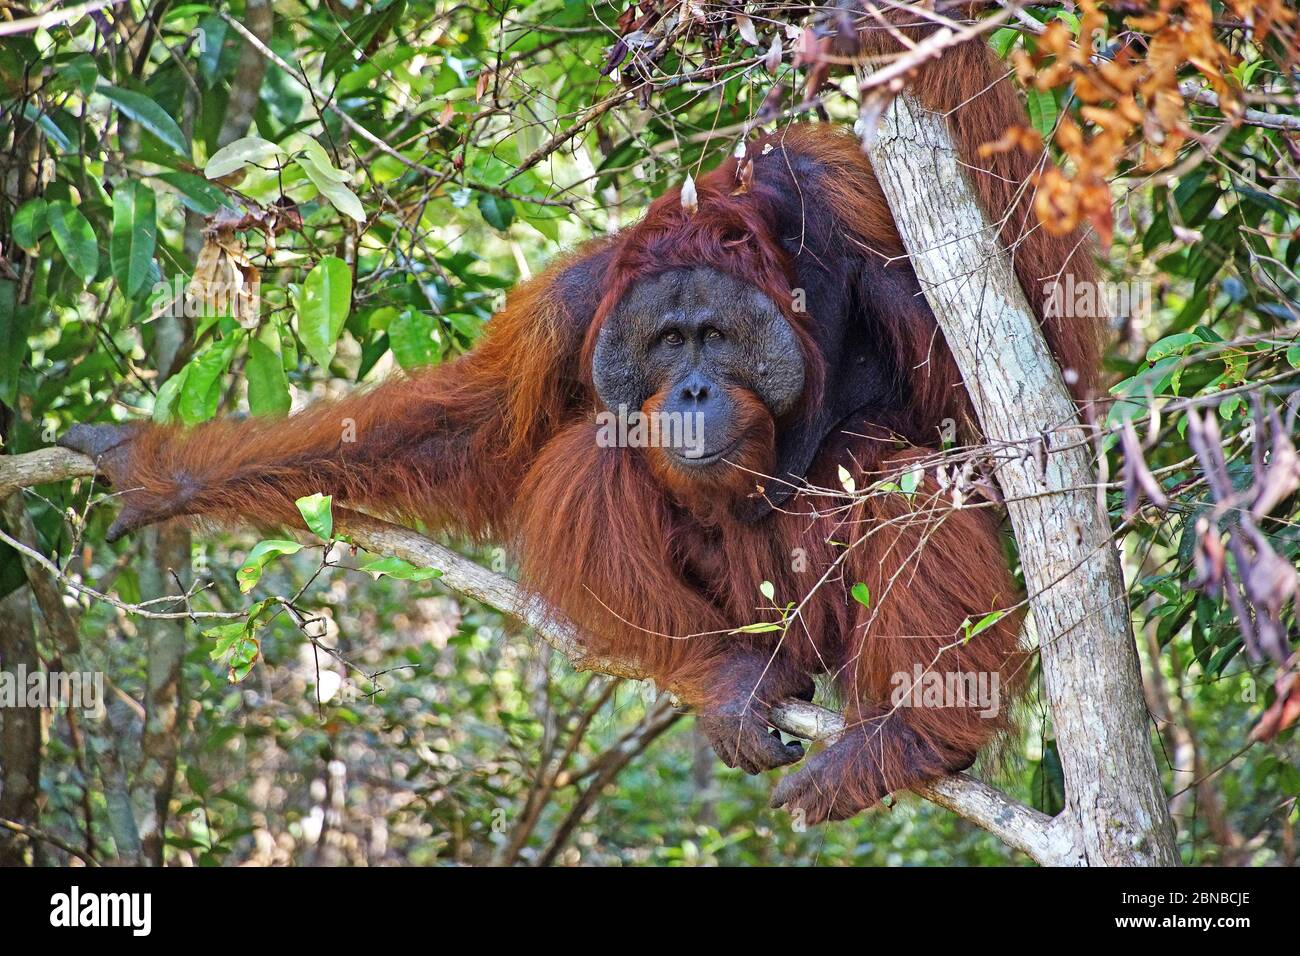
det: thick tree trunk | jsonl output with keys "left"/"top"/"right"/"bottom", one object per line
{"left": 865, "top": 90, "right": 1177, "bottom": 865}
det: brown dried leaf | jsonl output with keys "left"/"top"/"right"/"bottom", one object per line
{"left": 979, "top": 125, "right": 1042, "bottom": 158}
{"left": 735, "top": 13, "right": 758, "bottom": 47}
{"left": 1193, "top": 517, "right": 1226, "bottom": 594}
{"left": 765, "top": 34, "right": 782, "bottom": 75}
{"left": 1251, "top": 409, "right": 1300, "bottom": 518}
{"left": 1121, "top": 419, "right": 1169, "bottom": 520}
{"left": 1249, "top": 665, "right": 1300, "bottom": 741}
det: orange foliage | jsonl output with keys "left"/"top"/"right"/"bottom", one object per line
{"left": 1009, "top": 0, "right": 1259, "bottom": 247}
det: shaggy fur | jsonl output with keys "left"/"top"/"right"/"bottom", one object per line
{"left": 65, "top": 25, "right": 1102, "bottom": 823}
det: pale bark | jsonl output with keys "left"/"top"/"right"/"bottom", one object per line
{"left": 864, "top": 91, "right": 1177, "bottom": 865}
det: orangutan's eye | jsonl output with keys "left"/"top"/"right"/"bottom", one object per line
{"left": 662, "top": 329, "right": 684, "bottom": 347}
{"left": 704, "top": 327, "right": 724, "bottom": 343}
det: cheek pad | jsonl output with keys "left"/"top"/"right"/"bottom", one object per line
{"left": 746, "top": 314, "right": 805, "bottom": 417}
{"left": 592, "top": 321, "right": 651, "bottom": 413}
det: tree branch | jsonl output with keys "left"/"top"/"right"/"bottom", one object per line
{"left": 1178, "top": 80, "right": 1300, "bottom": 132}
{"left": 0, "top": 446, "right": 1068, "bottom": 864}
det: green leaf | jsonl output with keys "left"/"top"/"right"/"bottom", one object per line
{"left": 1206, "top": 636, "right": 1244, "bottom": 677}
{"left": 152, "top": 367, "right": 187, "bottom": 423}
{"left": 358, "top": 556, "right": 443, "bottom": 581}
{"left": 298, "top": 256, "right": 352, "bottom": 369}
{"left": 851, "top": 582, "right": 871, "bottom": 609}
{"left": 153, "top": 170, "right": 229, "bottom": 215}
{"left": 226, "top": 635, "right": 260, "bottom": 683}
{"left": 245, "top": 332, "right": 291, "bottom": 416}
{"left": 97, "top": 82, "right": 190, "bottom": 156}
{"left": 291, "top": 137, "right": 350, "bottom": 182}
{"left": 45, "top": 200, "right": 99, "bottom": 284}
{"left": 1145, "top": 331, "right": 1200, "bottom": 362}
{"left": 110, "top": 181, "right": 157, "bottom": 297}
{"left": 1187, "top": 217, "right": 1235, "bottom": 292}
{"left": 278, "top": 320, "right": 299, "bottom": 371}
{"left": 1054, "top": 10, "right": 1080, "bottom": 32}
{"left": 759, "top": 580, "right": 775, "bottom": 601}
{"left": 367, "top": 306, "right": 399, "bottom": 332}
{"left": 12, "top": 198, "right": 47, "bottom": 251}
{"left": 236, "top": 539, "right": 303, "bottom": 593}
{"left": 521, "top": 207, "right": 562, "bottom": 242}
{"left": 204, "top": 136, "right": 286, "bottom": 179}
{"left": 204, "top": 622, "right": 249, "bottom": 659}
{"left": 964, "top": 610, "right": 1007, "bottom": 641}
{"left": 1144, "top": 173, "right": 1221, "bottom": 253}
{"left": 388, "top": 310, "right": 440, "bottom": 368}
{"left": 296, "top": 493, "right": 334, "bottom": 540}
{"left": 178, "top": 336, "right": 239, "bottom": 425}
{"left": 56, "top": 54, "right": 98, "bottom": 96}
{"left": 1025, "top": 88, "right": 1057, "bottom": 140}
{"left": 989, "top": 27, "right": 1019, "bottom": 58}
{"left": 20, "top": 101, "right": 72, "bottom": 151}
{"left": 729, "top": 622, "right": 784, "bottom": 634}
{"left": 476, "top": 192, "right": 515, "bottom": 230}
{"left": 293, "top": 154, "right": 365, "bottom": 222}
{"left": 443, "top": 311, "right": 483, "bottom": 343}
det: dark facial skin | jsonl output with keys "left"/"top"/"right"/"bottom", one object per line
{"left": 591, "top": 267, "right": 804, "bottom": 469}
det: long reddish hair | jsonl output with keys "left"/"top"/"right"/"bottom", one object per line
{"left": 73, "top": 23, "right": 1105, "bottom": 822}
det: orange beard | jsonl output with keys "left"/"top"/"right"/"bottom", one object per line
{"left": 642, "top": 386, "right": 776, "bottom": 522}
